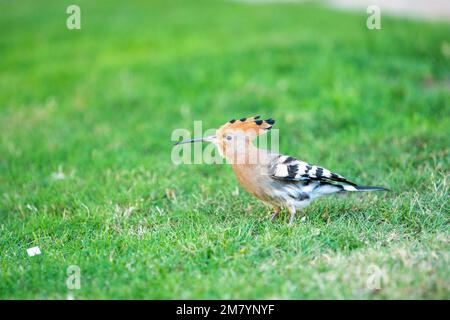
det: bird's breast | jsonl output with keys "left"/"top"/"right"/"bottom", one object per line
{"left": 231, "top": 163, "right": 276, "bottom": 203}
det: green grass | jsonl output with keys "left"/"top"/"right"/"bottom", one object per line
{"left": 0, "top": 0, "right": 449, "bottom": 299}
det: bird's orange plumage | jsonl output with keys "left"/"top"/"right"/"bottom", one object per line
{"left": 216, "top": 116, "right": 273, "bottom": 139}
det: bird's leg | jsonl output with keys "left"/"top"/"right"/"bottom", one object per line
{"left": 271, "top": 207, "right": 281, "bottom": 221}
{"left": 288, "top": 206, "right": 297, "bottom": 226}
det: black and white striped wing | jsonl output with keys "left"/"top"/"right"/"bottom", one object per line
{"left": 269, "top": 155, "right": 357, "bottom": 186}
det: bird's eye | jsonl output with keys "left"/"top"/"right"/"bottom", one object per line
{"left": 225, "top": 135, "right": 232, "bottom": 141}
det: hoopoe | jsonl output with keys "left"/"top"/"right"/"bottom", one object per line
{"left": 176, "top": 116, "right": 388, "bottom": 224}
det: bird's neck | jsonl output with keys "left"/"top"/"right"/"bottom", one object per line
{"left": 225, "top": 144, "right": 269, "bottom": 167}
{"left": 228, "top": 146, "right": 272, "bottom": 200}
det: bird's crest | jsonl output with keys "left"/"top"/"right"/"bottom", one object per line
{"left": 217, "top": 116, "right": 275, "bottom": 138}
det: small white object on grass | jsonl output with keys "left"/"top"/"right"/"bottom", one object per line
{"left": 27, "top": 246, "right": 41, "bottom": 257}
{"left": 51, "top": 165, "right": 66, "bottom": 180}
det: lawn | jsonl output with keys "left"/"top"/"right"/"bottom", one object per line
{"left": 0, "top": 0, "right": 449, "bottom": 299}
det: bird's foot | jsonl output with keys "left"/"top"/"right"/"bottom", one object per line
{"left": 289, "top": 214, "right": 296, "bottom": 226}
{"left": 271, "top": 209, "right": 280, "bottom": 221}
{"left": 288, "top": 207, "right": 297, "bottom": 226}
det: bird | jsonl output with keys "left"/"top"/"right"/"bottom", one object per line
{"left": 175, "top": 116, "right": 389, "bottom": 224}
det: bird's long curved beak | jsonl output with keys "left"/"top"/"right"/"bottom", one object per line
{"left": 174, "top": 135, "right": 216, "bottom": 145}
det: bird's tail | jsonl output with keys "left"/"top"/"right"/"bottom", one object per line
{"left": 342, "top": 184, "right": 390, "bottom": 192}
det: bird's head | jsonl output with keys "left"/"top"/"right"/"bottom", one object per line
{"left": 175, "top": 116, "right": 275, "bottom": 160}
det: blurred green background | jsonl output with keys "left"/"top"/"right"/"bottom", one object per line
{"left": 0, "top": 0, "right": 449, "bottom": 299}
